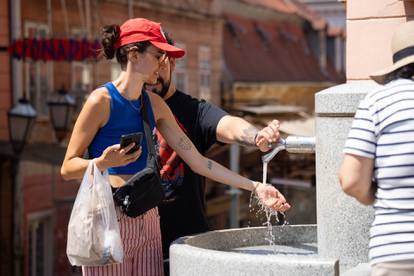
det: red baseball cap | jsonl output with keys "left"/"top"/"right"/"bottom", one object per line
{"left": 114, "top": 18, "right": 185, "bottom": 58}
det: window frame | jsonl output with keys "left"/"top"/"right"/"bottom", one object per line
{"left": 198, "top": 45, "right": 211, "bottom": 100}
{"left": 172, "top": 42, "right": 188, "bottom": 92}
{"left": 24, "top": 21, "right": 54, "bottom": 119}
{"left": 27, "top": 210, "right": 54, "bottom": 276}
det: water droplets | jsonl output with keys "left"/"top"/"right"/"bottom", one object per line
{"left": 247, "top": 161, "right": 288, "bottom": 248}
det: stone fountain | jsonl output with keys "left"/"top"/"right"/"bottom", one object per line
{"left": 169, "top": 83, "right": 375, "bottom": 276}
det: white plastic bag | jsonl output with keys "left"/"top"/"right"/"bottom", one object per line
{"left": 67, "top": 159, "right": 123, "bottom": 266}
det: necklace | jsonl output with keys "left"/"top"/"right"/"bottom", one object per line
{"left": 112, "top": 82, "right": 142, "bottom": 111}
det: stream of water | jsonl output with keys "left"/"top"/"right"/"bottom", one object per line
{"left": 248, "top": 161, "right": 287, "bottom": 249}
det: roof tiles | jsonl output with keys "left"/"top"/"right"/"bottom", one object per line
{"left": 223, "top": 13, "right": 343, "bottom": 83}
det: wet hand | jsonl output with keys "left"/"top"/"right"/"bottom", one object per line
{"left": 254, "top": 182, "right": 291, "bottom": 212}
{"left": 255, "top": 120, "right": 280, "bottom": 152}
{"left": 96, "top": 143, "right": 142, "bottom": 171}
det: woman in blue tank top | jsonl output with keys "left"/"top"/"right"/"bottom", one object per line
{"left": 61, "top": 18, "right": 290, "bottom": 276}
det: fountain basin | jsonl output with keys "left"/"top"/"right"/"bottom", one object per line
{"left": 170, "top": 225, "right": 339, "bottom": 276}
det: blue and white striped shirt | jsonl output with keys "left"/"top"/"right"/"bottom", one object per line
{"left": 344, "top": 78, "right": 414, "bottom": 265}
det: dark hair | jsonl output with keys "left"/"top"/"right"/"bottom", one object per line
{"left": 101, "top": 24, "right": 151, "bottom": 69}
{"left": 163, "top": 31, "right": 175, "bottom": 46}
{"left": 384, "top": 63, "right": 414, "bottom": 84}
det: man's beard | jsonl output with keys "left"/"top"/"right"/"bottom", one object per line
{"left": 147, "top": 77, "right": 170, "bottom": 99}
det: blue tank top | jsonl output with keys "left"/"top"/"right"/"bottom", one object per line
{"left": 88, "top": 82, "right": 156, "bottom": 175}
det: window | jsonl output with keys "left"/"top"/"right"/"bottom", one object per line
{"left": 326, "top": 36, "right": 335, "bottom": 68}
{"left": 71, "top": 28, "right": 91, "bottom": 113}
{"left": 174, "top": 71, "right": 186, "bottom": 92}
{"left": 28, "top": 212, "right": 53, "bottom": 276}
{"left": 71, "top": 63, "right": 91, "bottom": 92}
{"left": 24, "top": 22, "right": 53, "bottom": 117}
{"left": 172, "top": 42, "right": 188, "bottom": 92}
{"left": 71, "top": 29, "right": 91, "bottom": 92}
{"left": 198, "top": 45, "right": 211, "bottom": 101}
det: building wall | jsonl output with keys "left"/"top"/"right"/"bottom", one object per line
{"left": 0, "top": 2, "right": 14, "bottom": 275}
{"left": 0, "top": 0, "right": 10, "bottom": 141}
{"left": 347, "top": 0, "right": 414, "bottom": 80}
{"left": 21, "top": 160, "right": 80, "bottom": 276}
{"left": 20, "top": 0, "right": 223, "bottom": 108}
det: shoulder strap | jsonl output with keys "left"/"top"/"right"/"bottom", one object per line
{"left": 103, "top": 82, "right": 116, "bottom": 97}
{"left": 140, "top": 92, "right": 157, "bottom": 165}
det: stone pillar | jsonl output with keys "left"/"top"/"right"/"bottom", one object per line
{"left": 315, "top": 82, "right": 376, "bottom": 272}
{"left": 315, "top": 0, "right": 414, "bottom": 272}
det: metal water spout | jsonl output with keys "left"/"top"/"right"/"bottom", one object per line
{"left": 262, "top": 136, "right": 316, "bottom": 163}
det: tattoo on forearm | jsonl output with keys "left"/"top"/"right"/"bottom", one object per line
{"left": 208, "top": 160, "right": 213, "bottom": 170}
{"left": 236, "top": 126, "right": 258, "bottom": 147}
{"left": 178, "top": 137, "right": 192, "bottom": 151}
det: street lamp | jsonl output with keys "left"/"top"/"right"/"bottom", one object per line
{"left": 7, "top": 98, "right": 37, "bottom": 155}
{"left": 48, "top": 86, "right": 76, "bottom": 143}
{"left": 6, "top": 87, "right": 76, "bottom": 276}
{"left": 6, "top": 97, "right": 37, "bottom": 276}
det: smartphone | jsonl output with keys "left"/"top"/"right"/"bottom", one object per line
{"left": 120, "top": 132, "right": 143, "bottom": 154}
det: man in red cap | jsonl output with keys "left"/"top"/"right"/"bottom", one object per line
{"left": 145, "top": 32, "right": 283, "bottom": 275}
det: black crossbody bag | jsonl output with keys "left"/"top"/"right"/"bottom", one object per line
{"left": 113, "top": 93, "right": 164, "bottom": 218}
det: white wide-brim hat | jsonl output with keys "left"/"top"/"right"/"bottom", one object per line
{"left": 370, "top": 21, "right": 414, "bottom": 84}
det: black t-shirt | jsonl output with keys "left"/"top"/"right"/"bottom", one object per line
{"left": 156, "top": 90, "right": 228, "bottom": 259}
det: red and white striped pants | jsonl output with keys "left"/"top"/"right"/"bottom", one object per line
{"left": 82, "top": 207, "right": 164, "bottom": 276}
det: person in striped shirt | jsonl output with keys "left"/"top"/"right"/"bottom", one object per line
{"left": 339, "top": 21, "right": 414, "bottom": 276}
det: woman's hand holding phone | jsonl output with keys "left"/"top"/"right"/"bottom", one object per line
{"left": 95, "top": 143, "right": 142, "bottom": 171}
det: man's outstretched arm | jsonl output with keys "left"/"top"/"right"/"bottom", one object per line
{"left": 216, "top": 115, "right": 280, "bottom": 152}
